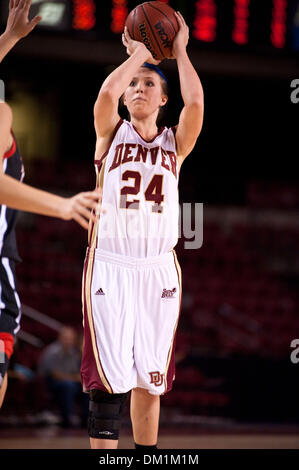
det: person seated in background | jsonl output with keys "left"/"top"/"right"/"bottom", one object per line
{"left": 38, "top": 326, "right": 88, "bottom": 428}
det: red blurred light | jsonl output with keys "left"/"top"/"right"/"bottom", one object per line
{"left": 111, "top": 0, "right": 128, "bottom": 34}
{"left": 193, "top": 0, "right": 217, "bottom": 42}
{"left": 271, "top": 0, "right": 287, "bottom": 48}
{"left": 72, "top": 0, "right": 96, "bottom": 31}
{"left": 232, "top": 0, "right": 250, "bottom": 45}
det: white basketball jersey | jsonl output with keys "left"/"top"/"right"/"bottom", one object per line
{"left": 88, "top": 119, "right": 179, "bottom": 258}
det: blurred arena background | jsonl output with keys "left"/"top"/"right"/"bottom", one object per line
{"left": 0, "top": 0, "right": 299, "bottom": 449}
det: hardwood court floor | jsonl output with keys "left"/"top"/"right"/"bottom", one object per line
{"left": 0, "top": 427, "right": 298, "bottom": 449}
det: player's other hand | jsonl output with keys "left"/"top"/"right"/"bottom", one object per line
{"left": 61, "top": 189, "right": 105, "bottom": 230}
{"left": 170, "top": 12, "right": 189, "bottom": 59}
{"left": 122, "top": 26, "right": 161, "bottom": 66}
{"left": 5, "top": 0, "right": 42, "bottom": 40}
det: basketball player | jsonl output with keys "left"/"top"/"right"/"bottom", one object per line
{"left": 81, "top": 11, "right": 204, "bottom": 449}
{"left": 0, "top": 0, "right": 102, "bottom": 408}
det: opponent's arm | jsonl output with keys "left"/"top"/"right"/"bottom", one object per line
{"left": 0, "top": 176, "right": 102, "bottom": 230}
{"left": 94, "top": 28, "right": 158, "bottom": 138}
{"left": 0, "top": 102, "right": 12, "bottom": 158}
{"left": 0, "top": 0, "right": 41, "bottom": 63}
{"left": 0, "top": 104, "right": 101, "bottom": 230}
{"left": 173, "top": 12, "right": 204, "bottom": 161}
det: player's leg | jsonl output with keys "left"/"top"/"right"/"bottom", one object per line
{"left": 133, "top": 252, "right": 182, "bottom": 447}
{"left": 0, "top": 332, "right": 14, "bottom": 408}
{"left": 81, "top": 252, "right": 137, "bottom": 396}
{"left": 134, "top": 254, "right": 181, "bottom": 395}
{"left": 88, "top": 389, "right": 129, "bottom": 449}
{"left": 130, "top": 387, "right": 160, "bottom": 446}
{"left": 82, "top": 252, "right": 138, "bottom": 448}
{"left": 90, "top": 439, "right": 118, "bottom": 449}
{"left": 90, "top": 436, "right": 118, "bottom": 449}
{"left": 0, "top": 372, "right": 8, "bottom": 408}
{"left": 0, "top": 333, "right": 14, "bottom": 408}
{"left": 0, "top": 257, "right": 21, "bottom": 408}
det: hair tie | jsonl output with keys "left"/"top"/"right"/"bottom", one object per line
{"left": 142, "top": 62, "right": 168, "bottom": 84}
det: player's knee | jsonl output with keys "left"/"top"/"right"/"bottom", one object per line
{"left": 88, "top": 389, "right": 129, "bottom": 440}
{"left": 133, "top": 387, "right": 160, "bottom": 398}
{"left": 133, "top": 387, "right": 148, "bottom": 394}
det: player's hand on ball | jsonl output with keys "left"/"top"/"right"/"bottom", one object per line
{"left": 122, "top": 27, "right": 145, "bottom": 57}
{"left": 170, "top": 11, "right": 189, "bottom": 59}
{"left": 5, "top": 0, "right": 42, "bottom": 40}
{"left": 61, "top": 189, "right": 105, "bottom": 230}
{"left": 122, "top": 26, "right": 161, "bottom": 65}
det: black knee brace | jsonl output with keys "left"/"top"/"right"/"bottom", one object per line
{"left": 88, "top": 389, "right": 129, "bottom": 440}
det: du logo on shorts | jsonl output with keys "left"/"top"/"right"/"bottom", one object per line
{"left": 149, "top": 371, "right": 164, "bottom": 387}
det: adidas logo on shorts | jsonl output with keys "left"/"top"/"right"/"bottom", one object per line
{"left": 95, "top": 288, "right": 105, "bottom": 296}
{"left": 161, "top": 287, "right": 176, "bottom": 299}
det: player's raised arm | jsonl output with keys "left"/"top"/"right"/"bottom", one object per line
{"left": 172, "top": 12, "right": 204, "bottom": 163}
{"left": 94, "top": 28, "right": 159, "bottom": 139}
{"left": 0, "top": 0, "right": 42, "bottom": 63}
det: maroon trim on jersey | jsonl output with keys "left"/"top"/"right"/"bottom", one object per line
{"left": 80, "top": 251, "right": 113, "bottom": 393}
{"left": 88, "top": 159, "right": 106, "bottom": 250}
{"left": 171, "top": 125, "right": 178, "bottom": 154}
{"left": 3, "top": 134, "right": 16, "bottom": 159}
{"left": 164, "top": 252, "right": 183, "bottom": 395}
{"left": 132, "top": 123, "right": 165, "bottom": 143}
{"left": 94, "top": 118, "right": 124, "bottom": 167}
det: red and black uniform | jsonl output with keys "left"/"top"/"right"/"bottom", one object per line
{"left": 0, "top": 132, "right": 24, "bottom": 387}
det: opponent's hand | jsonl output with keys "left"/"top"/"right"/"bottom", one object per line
{"left": 122, "top": 26, "right": 161, "bottom": 65}
{"left": 170, "top": 11, "right": 189, "bottom": 59}
{"left": 60, "top": 189, "right": 105, "bottom": 230}
{"left": 5, "top": 0, "right": 42, "bottom": 40}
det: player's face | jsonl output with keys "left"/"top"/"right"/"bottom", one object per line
{"left": 123, "top": 68, "right": 167, "bottom": 120}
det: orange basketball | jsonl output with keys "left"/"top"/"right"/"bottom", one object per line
{"left": 125, "top": 1, "right": 179, "bottom": 61}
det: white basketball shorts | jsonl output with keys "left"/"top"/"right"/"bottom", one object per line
{"left": 81, "top": 247, "right": 182, "bottom": 396}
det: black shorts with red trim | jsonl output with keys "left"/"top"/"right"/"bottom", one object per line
{"left": 0, "top": 257, "right": 21, "bottom": 386}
